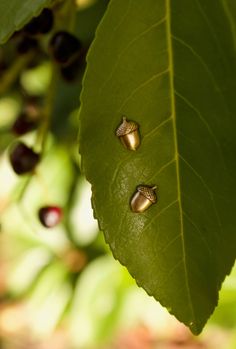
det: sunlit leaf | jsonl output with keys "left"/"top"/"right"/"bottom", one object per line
{"left": 79, "top": 0, "right": 236, "bottom": 334}
{"left": 69, "top": 256, "right": 131, "bottom": 346}
{"left": 28, "top": 261, "right": 72, "bottom": 336}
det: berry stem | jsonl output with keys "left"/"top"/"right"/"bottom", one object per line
{"left": 64, "top": 161, "right": 81, "bottom": 246}
{"left": 60, "top": 0, "right": 77, "bottom": 32}
{"left": 68, "top": 0, "right": 77, "bottom": 32}
{"left": 35, "top": 62, "right": 58, "bottom": 153}
{"left": 0, "top": 52, "right": 33, "bottom": 95}
{"left": 15, "top": 175, "right": 32, "bottom": 203}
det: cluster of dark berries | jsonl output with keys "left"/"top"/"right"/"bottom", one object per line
{"left": 24, "top": 8, "right": 54, "bottom": 36}
{"left": 10, "top": 97, "right": 41, "bottom": 175}
{"left": 14, "top": 7, "right": 83, "bottom": 81}
{"left": 15, "top": 8, "right": 54, "bottom": 55}
{"left": 7, "top": 7, "right": 85, "bottom": 228}
{"left": 9, "top": 98, "right": 62, "bottom": 228}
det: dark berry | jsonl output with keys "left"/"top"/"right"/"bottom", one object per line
{"left": 16, "top": 36, "right": 38, "bottom": 54}
{"left": 60, "top": 47, "right": 87, "bottom": 82}
{"left": 24, "top": 8, "right": 54, "bottom": 36}
{"left": 38, "top": 206, "right": 62, "bottom": 228}
{"left": 10, "top": 30, "right": 22, "bottom": 40}
{"left": 12, "top": 112, "right": 38, "bottom": 135}
{"left": 9, "top": 142, "right": 40, "bottom": 175}
{"left": 60, "top": 58, "right": 80, "bottom": 82}
{"left": 49, "top": 31, "right": 82, "bottom": 66}
{"left": 0, "top": 48, "right": 7, "bottom": 73}
{"left": 0, "top": 59, "right": 7, "bottom": 73}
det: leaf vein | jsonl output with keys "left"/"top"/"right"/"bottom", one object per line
{"left": 182, "top": 210, "right": 213, "bottom": 255}
{"left": 99, "top": 16, "right": 167, "bottom": 95}
{"left": 143, "top": 116, "right": 172, "bottom": 140}
{"left": 159, "top": 259, "right": 183, "bottom": 289}
{"left": 167, "top": 0, "right": 196, "bottom": 325}
{"left": 141, "top": 198, "right": 178, "bottom": 235}
{"left": 160, "top": 233, "right": 181, "bottom": 254}
{"left": 172, "top": 35, "right": 222, "bottom": 94}
{"left": 175, "top": 90, "right": 224, "bottom": 157}
{"left": 118, "top": 68, "right": 169, "bottom": 112}
{"left": 194, "top": 0, "right": 227, "bottom": 62}
{"left": 179, "top": 154, "right": 222, "bottom": 238}
{"left": 147, "top": 157, "right": 175, "bottom": 182}
{"left": 112, "top": 0, "right": 131, "bottom": 33}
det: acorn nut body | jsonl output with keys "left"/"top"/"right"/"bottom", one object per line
{"left": 131, "top": 185, "right": 157, "bottom": 213}
{"left": 116, "top": 116, "right": 140, "bottom": 151}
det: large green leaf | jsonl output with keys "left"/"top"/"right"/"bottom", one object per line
{"left": 0, "top": 0, "right": 52, "bottom": 43}
{"left": 79, "top": 0, "right": 236, "bottom": 334}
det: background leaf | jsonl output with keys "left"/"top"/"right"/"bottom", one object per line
{"left": 0, "top": 0, "right": 52, "bottom": 43}
{"left": 79, "top": 0, "right": 236, "bottom": 334}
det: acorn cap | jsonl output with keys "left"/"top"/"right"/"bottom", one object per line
{"left": 137, "top": 186, "right": 157, "bottom": 203}
{"left": 116, "top": 116, "right": 139, "bottom": 137}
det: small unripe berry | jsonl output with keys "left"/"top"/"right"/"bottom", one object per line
{"left": 38, "top": 206, "right": 62, "bottom": 228}
{"left": 49, "top": 31, "right": 82, "bottom": 66}
{"left": 9, "top": 142, "right": 40, "bottom": 175}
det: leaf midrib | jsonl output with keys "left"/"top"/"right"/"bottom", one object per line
{"left": 166, "top": 0, "right": 196, "bottom": 326}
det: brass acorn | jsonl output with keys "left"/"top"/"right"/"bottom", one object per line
{"left": 130, "top": 185, "right": 157, "bottom": 213}
{"left": 116, "top": 116, "right": 140, "bottom": 151}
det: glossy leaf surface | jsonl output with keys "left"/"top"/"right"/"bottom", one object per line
{"left": 79, "top": 0, "right": 236, "bottom": 333}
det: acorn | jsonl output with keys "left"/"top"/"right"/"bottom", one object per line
{"left": 131, "top": 185, "right": 157, "bottom": 213}
{"left": 116, "top": 116, "right": 140, "bottom": 151}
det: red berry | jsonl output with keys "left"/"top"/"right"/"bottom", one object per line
{"left": 49, "top": 31, "right": 82, "bottom": 66}
{"left": 9, "top": 142, "right": 40, "bottom": 175}
{"left": 12, "top": 112, "right": 38, "bottom": 135}
{"left": 24, "top": 8, "right": 54, "bottom": 36}
{"left": 38, "top": 206, "right": 62, "bottom": 228}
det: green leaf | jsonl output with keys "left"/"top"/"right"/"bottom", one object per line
{"left": 79, "top": 0, "right": 236, "bottom": 334}
{"left": 0, "top": 0, "right": 52, "bottom": 43}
